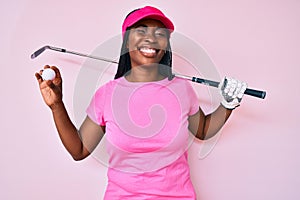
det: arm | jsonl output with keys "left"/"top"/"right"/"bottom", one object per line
{"left": 51, "top": 103, "right": 104, "bottom": 160}
{"left": 35, "top": 65, "right": 104, "bottom": 160}
{"left": 188, "top": 105, "right": 232, "bottom": 140}
{"left": 188, "top": 77, "right": 247, "bottom": 140}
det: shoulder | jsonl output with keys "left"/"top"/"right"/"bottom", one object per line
{"left": 95, "top": 78, "right": 122, "bottom": 91}
{"left": 93, "top": 78, "right": 121, "bottom": 97}
{"left": 170, "top": 77, "right": 194, "bottom": 89}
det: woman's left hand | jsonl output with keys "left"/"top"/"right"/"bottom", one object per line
{"left": 219, "top": 77, "right": 247, "bottom": 109}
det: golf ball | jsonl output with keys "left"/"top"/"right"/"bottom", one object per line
{"left": 42, "top": 68, "right": 56, "bottom": 80}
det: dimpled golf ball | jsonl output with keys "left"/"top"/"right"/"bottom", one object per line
{"left": 42, "top": 68, "right": 56, "bottom": 80}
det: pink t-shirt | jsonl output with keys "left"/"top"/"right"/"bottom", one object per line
{"left": 86, "top": 77, "right": 199, "bottom": 199}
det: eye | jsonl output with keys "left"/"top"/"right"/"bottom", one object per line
{"left": 155, "top": 29, "right": 168, "bottom": 38}
{"left": 135, "top": 27, "right": 147, "bottom": 35}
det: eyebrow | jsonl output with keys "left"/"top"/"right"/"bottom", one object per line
{"left": 135, "top": 24, "right": 147, "bottom": 28}
{"left": 134, "top": 24, "right": 166, "bottom": 30}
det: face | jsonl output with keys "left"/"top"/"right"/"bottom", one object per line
{"left": 126, "top": 19, "right": 169, "bottom": 68}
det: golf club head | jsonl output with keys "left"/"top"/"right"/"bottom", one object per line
{"left": 31, "top": 45, "right": 50, "bottom": 59}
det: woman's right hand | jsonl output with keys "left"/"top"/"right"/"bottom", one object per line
{"left": 35, "top": 65, "right": 63, "bottom": 110}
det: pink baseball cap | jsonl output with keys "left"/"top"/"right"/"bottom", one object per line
{"left": 122, "top": 6, "right": 175, "bottom": 38}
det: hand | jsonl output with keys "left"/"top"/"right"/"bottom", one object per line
{"left": 219, "top": 77, "right": 247, "bottom": 109}
{"left": 35, "top": 65, "right": 63, "bottom": 110}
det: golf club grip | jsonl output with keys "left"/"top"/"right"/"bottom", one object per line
{"left": 244, "top": 88, "right": 266, "bottom": 99}
{"left": 191, "top": 77, "right": 266, "bottom": 99}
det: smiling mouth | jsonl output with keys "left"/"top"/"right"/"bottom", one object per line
{"left": 138, "top": 47, "right": 160, "bottom": 57}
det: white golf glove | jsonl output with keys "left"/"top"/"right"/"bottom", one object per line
{"left": 219, "top": 77, "right": 247, "bottom": 109}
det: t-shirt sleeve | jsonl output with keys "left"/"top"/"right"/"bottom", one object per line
{"left": 86, "top": 85, "right": 106, "bottom": 126}
{"left": 186, "top": 81, "right": 199, "bottom": 116}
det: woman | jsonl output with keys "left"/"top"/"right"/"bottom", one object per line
{"left": 35, "top": 6, "right": 247, "bottom": 199}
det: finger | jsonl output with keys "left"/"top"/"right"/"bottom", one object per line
{"left": 49, "top": 66, "right": 62, "bottom": 87}
{"left": 50, "top": 66, "right": 62, "bottom": 79}
{"left": 35, "top": 72, "right": 43, "bottom": 84}
{"left": 237, "top": 82, "right": 247, "bottom": 99}
{"left": 228, "top": 79, "right": 235, "bottom": 97}
{"left": 43, "top": 65, "right": 51, "bottom": 69}
{"left": 45, "top": 80, "right": 56, "bottom": 89}
{"left": 233, "top": 82, "right": 242, "bottom": 98}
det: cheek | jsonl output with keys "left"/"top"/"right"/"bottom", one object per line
{"left": 127, "top": 33, "right": 140, "bottom": 51}
{"left": 128, "top": 50, "right": 137, "bottom": 58}
{"left": 159, "top": 39, "right": 168, "bottom": 50}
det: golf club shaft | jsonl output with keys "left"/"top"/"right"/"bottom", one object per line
{"left": 31, "top": 45, "right": 118, "bottom": 64}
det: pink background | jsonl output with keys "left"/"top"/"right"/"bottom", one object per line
{"left": 1, "top": 0, "right": 300, "bottom": 199}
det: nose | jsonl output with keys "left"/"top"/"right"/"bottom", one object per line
{"left": 144, "top": 30, "right": 157, "bottom": 43}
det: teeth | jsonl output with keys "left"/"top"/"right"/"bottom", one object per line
{"left": 139, "top": 48, "right": 156, "bottom": 54}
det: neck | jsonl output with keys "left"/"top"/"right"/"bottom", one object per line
{"left": 125, "top": 65, "right": 164, "bottom": 82}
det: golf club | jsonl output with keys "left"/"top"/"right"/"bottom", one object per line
{"left": 31, "top": 45, "right": 266, "bottom": 99}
